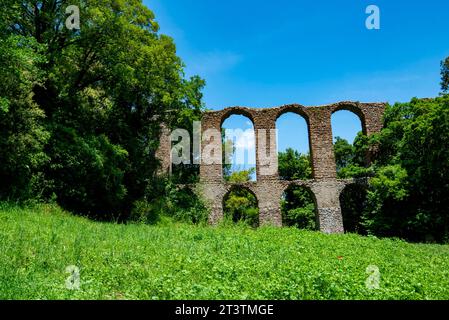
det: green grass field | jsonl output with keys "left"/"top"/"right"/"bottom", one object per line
{"left": 1, "top": 203, "right": 448, "bottom": 300}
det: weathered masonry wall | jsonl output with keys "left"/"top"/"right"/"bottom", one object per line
{"left": 157, "top": 101, "right": 386, "bottom": 233}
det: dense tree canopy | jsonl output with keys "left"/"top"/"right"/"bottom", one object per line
{"left": 331, "top": 95, "right": 449, "bottom": 242}
{"left": 278, "top": 148, "right": 312, "bottom": 180}
{"left": 0, "top": 0, "right": 204, "bottom": 218}
{"left": 364, "top": 95, "right": 449, "bottom": 242}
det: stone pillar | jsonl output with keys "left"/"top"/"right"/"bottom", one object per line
{"left": 361, "top": 104, "right": 386, "bottom": 136}
{"left": 197, "top": 182, "right": 226, "bottom": 225}
{"left": 360, "top": 103, "right": 386, "bottom": 164}
{"left": 198, "top": 114, "right": 225, "bottom": 222}
{"left": 254, "top": 111, "right": 278, "bottom": 181}
{"left": 256, "top": 181, "right": 282, "bottom": 226}
{"left": 307, "top": 108, "right": 337, "bottom": 179}
{"left": 155, "top": 123, "right": 171, "bottom": 175}
{"left": 200, "top": 113, "right": 223, "bottom": 182}
{"left": 310, "top": 181, "right": 344, "bottom": 234}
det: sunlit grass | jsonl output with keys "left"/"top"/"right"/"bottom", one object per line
{"left": 1, "top": 203, "right": 448, "bottom": 300}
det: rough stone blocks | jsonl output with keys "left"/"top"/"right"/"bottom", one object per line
{"left": 157, "top": 101, "right": 386, "bottom": 233}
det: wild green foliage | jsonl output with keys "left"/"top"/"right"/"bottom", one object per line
{"left": 2, "top": 204, "right": 449, "bottom": 300}
{"left": 363, "top": 96, "right": 449, "bottom": 242}
{"left": 332, "top": 133, "right": 375, "bottom": 234}
{"left": 0, "top": 35, "right": 49, "bottom": 200}
{"left": 131, "top": 178, "right": 208, "bottom": 225}
{"left": 334, "top": 133, "right": 371, "bottom": 179}
{"left": 278, "top": 148, "right": 312, "bottom": 180}
{"left": 225, "top": 168, "right": 255, "bottom": 183}
{"left": 223, "top": 168, "right": 259, "bottom": 227}
{"left": 339, "top": 185, "right": 368, "bottom": 234}
{"left": 0, "top": 1, "right": 204, "bottom": 218}
{"left": 327, "top": 96, "right": 449, "bottom": 242}
{"left": 277, "top": 149, "right": 316, "bottom": 230}
{"left": 281, "top": 185, "right": 317, "bottom": 230}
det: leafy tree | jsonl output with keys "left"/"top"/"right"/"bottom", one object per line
{"left": 223, "top": 168, "right": 259, "bottom": 227}
{"left": 364, "top": 96, "right": 449, "bottom": 242}
{"left": 0, "top": 35, "right": 49, "bottom": 200}
{"left": 278, "top": 148, "right": 312, "bottom": 180}
{"left": 334, "top": 137, "right": 355, "bottom": 171}
{"left": 222, "top": 133, "right": 235, "bottom": 179}
{"left": 223, "top": 187, "right": 259, "bottom": 227}
{"left": 441, "top": 56, "right": 449, "bottom": 93}
{"left": 225, "top": 168, "right": 255, "bottom": 183}
{"left": 334, "top": 133, "right": 371, "bottom": 179}
{"left": 0, "top": 1, "right": 204, "bottom": 218}
{"left": 277, "top": 149, "right": 316, "bottom": 229}
{"left": 281, "top": 185, "right": 317, "bottom": 230}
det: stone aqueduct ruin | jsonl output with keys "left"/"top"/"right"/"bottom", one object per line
{"left": 156, "top": 101, "right": 386, "bottom": 233}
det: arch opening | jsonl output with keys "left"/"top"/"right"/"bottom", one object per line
{"left": 276, "top": 112, "right": 312, "bottom": 181}
{"left": 221, "top": 114, "right": 257, "bottom": 182}
{"left": 339, "top": 184, "right": 368, "bottom": 234}
{"left": 223, "top": 186, "right": 259, "bottom": 227}
{"left": 331, "top": 110, "right": 367, "bottom": 178}
{"left": 281, "top": 184, "right": 318, "bottom": 230}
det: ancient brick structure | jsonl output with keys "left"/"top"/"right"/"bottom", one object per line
{"left": 157, "top": 101, "right": 386, "bottom": 233}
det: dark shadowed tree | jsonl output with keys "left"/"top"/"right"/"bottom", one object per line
{"left": 0, "top": 0, "right": 204, "bottom": 219}
{"left": 441, "top": 57, "right": 449, "bottom": 93}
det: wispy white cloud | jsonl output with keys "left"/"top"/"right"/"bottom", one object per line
{"left": 224, "top": 129, "right": 256, "bottom": 165}
{"left": 234, "top": 129, "right": 255, "bottom": 150}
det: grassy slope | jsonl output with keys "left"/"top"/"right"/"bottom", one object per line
{"left": 0, "top": 203, "right": 448, "bottom": 300}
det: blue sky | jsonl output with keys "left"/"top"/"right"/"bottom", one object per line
{"left": 145, "top": 0, "right": 449, "bottom": 171}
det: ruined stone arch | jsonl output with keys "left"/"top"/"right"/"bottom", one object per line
{"left": 224, "top": 182, "right": 259, "bottom": 199}
{"left": 220, "top": 107, "right": 256, "bottom": 129}
{"left": 275, "top": 104, "right": 310, "bottom": 125}
{"left": 331, "top": 103, "right": 367, "bottom": 135}
{"left": 280, "top": 182, "right": 319, "bottom": 228}
{"left": 339, "top": 181, "right": 369, "bottom": 233}
{"left": 222, "top": 183, "right": 259, "bottom": 225}
{"left": 275, "top": 106, "right": 313, "bottom": 180}
{"left": 156, "top": 101, "right": 386, "bottom": 233}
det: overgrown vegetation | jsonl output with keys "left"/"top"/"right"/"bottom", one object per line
{"left": 364, "top": 95, "right": 449, "bottom": 243}
{"left": 278, "top": 148, "right": 312, "bottom": 180}
{"left": 1, "top": 0, "right": 449, "bottom": 245}
{"left": 1, "top": 204, "right": 449, "bottom": 300}
{"left": 278, "top": 148, "right": 317, "bottom": 230}
{"left": 223, "top": 169, "right": 259, "bottom": 227}
{"left": 332, "top": 95, "right": 449, "bottom": 243}
{"left": 0, "top": 0, "right": 204, "bottom": 220}
{"left": 281, "top": 185, "right": 317, "bottom": 230}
